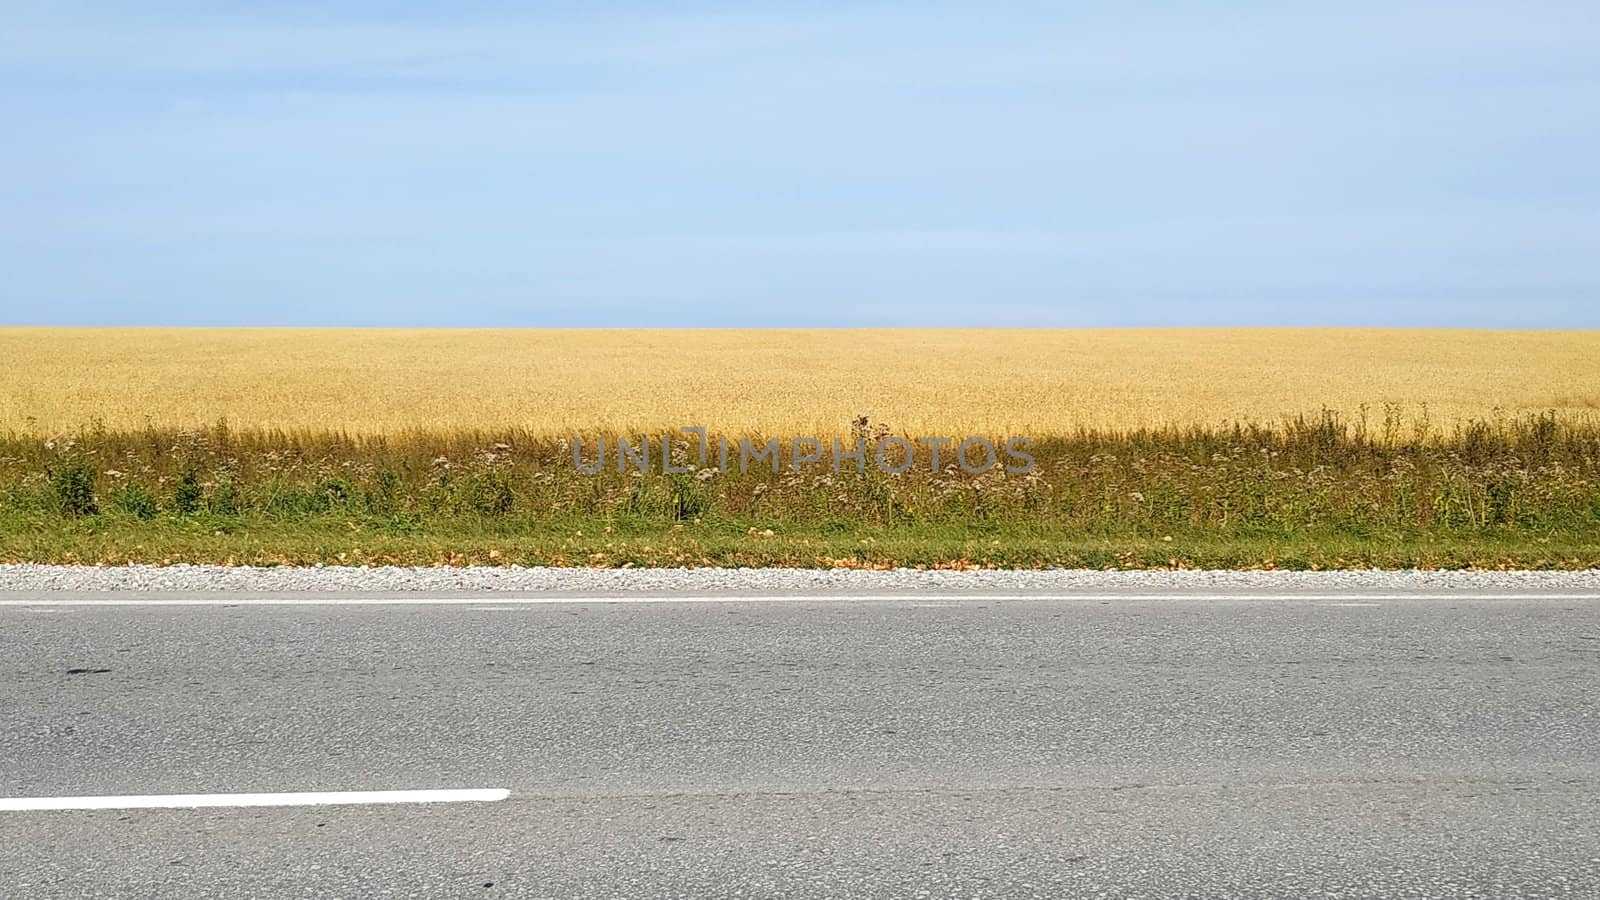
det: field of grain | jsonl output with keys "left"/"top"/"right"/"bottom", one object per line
{"left": 2, "top": 328, "right": 1596, "bottom": 436}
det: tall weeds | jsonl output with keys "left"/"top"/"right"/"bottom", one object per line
{"left": 2, "top": 412, "right": 1596, "bottom": 537}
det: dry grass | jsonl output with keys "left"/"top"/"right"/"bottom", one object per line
{"left": 5, "top": 415, "right": 1598, "bottom": 568}
{"left": 2, "top": 327, "right": 1597, "bottom": 436}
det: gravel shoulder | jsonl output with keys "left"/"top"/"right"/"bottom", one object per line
{"left": 2, "top": 563, "right": 1599, "bottom": 595}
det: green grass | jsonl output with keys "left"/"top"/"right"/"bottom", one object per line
{"left": 2, "top": 413, "right": 1597, "bottom": 569}
{"left": 4, "top": 514, "right": 1596, "bottom": 570}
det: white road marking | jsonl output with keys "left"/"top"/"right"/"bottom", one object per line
{"left": 0, "top": 593, "right": 1596, "bottom": 606}
{"left": 0, "top": 788, "right": 509, "bottom": 812}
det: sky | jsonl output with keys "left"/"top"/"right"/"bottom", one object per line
{"left": 2, "top": 1, "right": 1597, "bottom": 327}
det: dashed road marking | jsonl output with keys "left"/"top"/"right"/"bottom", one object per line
{"left": 0, "top": 788, "right": 510, "bottom": 812}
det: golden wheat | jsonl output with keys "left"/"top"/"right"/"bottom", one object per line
{"left": 2, "top": 327, "right": 1596, "bottom": 436}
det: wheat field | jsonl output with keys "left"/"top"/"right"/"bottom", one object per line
{"left": 2, "top": 328, "right": 1596, "bottom": 436}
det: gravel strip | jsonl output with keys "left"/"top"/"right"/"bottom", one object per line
{"left": 2, "top": 564, "right": 1599, "bottom": 594}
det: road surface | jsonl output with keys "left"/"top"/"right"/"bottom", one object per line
{"left": 2, "top": 588, "right": 1598, "bottom": 898}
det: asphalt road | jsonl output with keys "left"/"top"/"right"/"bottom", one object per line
{"left": 2, "top": 589, "right": 1599, "bottom": 898}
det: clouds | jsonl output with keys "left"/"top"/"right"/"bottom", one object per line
{"left": 1, "top": 1, "right": 1597, "bottom": 325}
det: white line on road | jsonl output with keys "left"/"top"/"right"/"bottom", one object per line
{"left": 1, "top": 593, "right": 1597, "bottom": 606}
{"left": 0, "top": 788, "right": 510, "bottom": 812}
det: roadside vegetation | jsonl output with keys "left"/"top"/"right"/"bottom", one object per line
{"left": 3, "top": 412, "right": 1597, "bottom": 569}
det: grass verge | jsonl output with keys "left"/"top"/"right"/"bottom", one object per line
{"left": 3, "top": 413, "right": 1597, "bottom": 569}
{"left": 3, "top": 515, "right": 1597, "bottom": 570}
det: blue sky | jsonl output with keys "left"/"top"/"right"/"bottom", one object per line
{"left": 2, "top": 1, "right": 1597, "bottom": 327}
